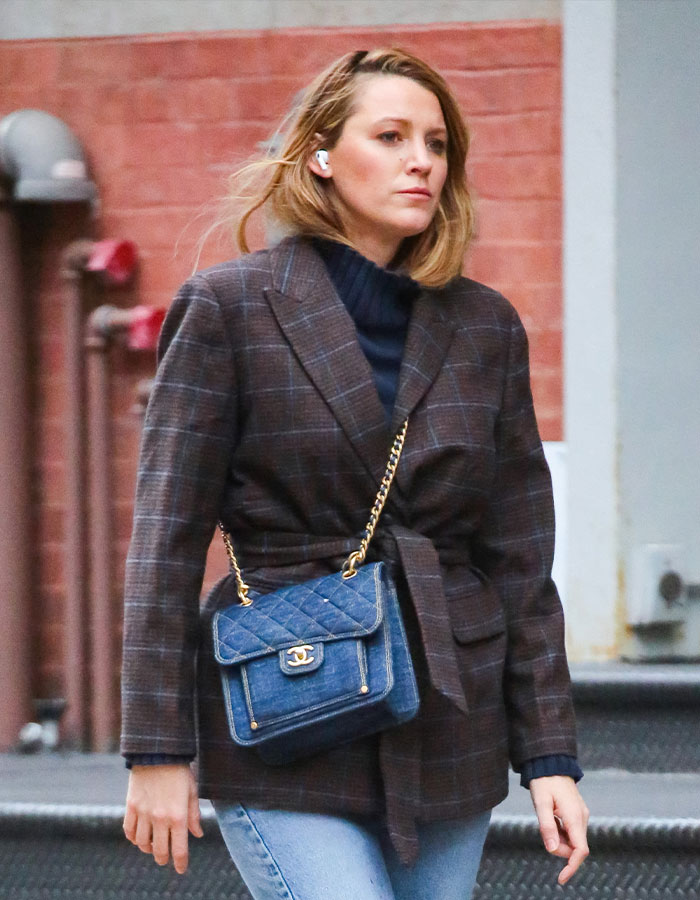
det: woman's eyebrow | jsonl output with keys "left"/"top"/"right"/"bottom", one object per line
{"left": 372, "top": 117, "right": 447, "bottom": 134}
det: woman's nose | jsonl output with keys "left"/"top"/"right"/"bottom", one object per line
{"left": 405, "top": 140, "right": 432, "bottom": 173}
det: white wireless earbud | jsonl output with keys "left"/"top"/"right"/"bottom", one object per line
{"left": 315, "top": 149, "right": 329, "bottom": 171}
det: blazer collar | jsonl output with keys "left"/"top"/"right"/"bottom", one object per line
{"left": 390, "top": 291, "right": 454, "bottom": 435}
{"left": 265, "top": 236, "right": 455, "bottom": 485}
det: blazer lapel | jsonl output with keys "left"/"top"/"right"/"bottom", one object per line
{"left": 390, "top": 290, "right": 455, "bottom": 434}
{"left": 266, "top": 238, "right": 390, "bottom": 485}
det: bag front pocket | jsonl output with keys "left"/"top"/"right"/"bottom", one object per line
{"left": 240, "top": 638, "right": 369, "bottom": 729}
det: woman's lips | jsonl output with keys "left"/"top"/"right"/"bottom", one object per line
{"left": 399, "top": 188, "right": 432, "bottom": 198}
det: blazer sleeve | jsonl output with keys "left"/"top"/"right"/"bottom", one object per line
{"left": 120, "top": 273, "right": 237, "bottom": 756}
{"left": 471, "top": 304, "right": 578, "bottom": 768}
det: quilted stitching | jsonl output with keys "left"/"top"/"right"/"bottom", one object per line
{"left": 214, "top": 564, "right": 384, "bottom": 665}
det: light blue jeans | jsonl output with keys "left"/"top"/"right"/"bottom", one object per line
{"left": 213, "top": 803, "right": 491, "bottom": 900}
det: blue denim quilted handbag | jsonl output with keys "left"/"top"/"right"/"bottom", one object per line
{"left": 212, "top": 420, "right": 419, "bottom": 765}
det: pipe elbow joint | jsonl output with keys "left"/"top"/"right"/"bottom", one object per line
{"left": 0, "top": 109, "right": 97, "bottom": 204}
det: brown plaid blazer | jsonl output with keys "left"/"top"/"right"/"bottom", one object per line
{"left": 121, "top": 236, "right": 577, "bottom": 862}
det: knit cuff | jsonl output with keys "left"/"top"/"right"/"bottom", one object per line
{"left": 123, "top": 753, "right": 194, "bottom": 770}
{"left": 518, "top": 754, "right": 584, "bottom": 789}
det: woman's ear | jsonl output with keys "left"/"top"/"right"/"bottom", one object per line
{"left": 308, "top": 147, "right": 332, "bottom": 178}
{"left": 308, "top": 133, "right": 332, "bottom": 178}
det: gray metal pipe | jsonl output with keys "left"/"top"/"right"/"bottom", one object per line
{"left": 59, "top": 241, "right": 94, "bottom": 749}
{"left": 59, "top": 259, "right": 139, "bottom": 751}
{"left": 0, "top": 195, "right": 32, "bottom": 750}
{"left": 83, "top": 303, "right": 143, "bottom": 751}
{"left": 0, "top": 110, "right": 96, "bottom": 204}
{"left": 85, "top": 310, "right": 115, "bottom": 752}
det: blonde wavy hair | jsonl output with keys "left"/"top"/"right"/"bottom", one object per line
{"left": 232, "top": 48, "right": 473, "bottom": 288}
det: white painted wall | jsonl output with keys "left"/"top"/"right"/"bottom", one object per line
{"left": 616, "top": 0, "right": 700, "bottom": 659}
{"left": 563, "top": 0, "right": 700, "bottom": 661}
{"left": 562, "top": 0, "right": 619, "bottom": 660}
{"left": 1, "top": 0, "right": 560, "bottom": 40}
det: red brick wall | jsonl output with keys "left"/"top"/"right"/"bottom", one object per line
{"left": 0, "top": 21, "right": 562, "bottom": 743}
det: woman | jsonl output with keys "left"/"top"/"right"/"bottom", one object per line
{"left": 121, "top": 48, "right": 588, "bottom": 899}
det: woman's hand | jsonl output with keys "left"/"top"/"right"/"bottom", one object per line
{"left": 123, "top": 764, "right": 203, "bottom": 874}
{"left": 529, "top": 775, "right": 589, "bottom": 885}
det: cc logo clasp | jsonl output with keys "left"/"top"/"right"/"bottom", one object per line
{"left": 287, "top": 644, "right": 315, "bottom": 667}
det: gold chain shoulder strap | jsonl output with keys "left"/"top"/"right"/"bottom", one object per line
{"left": 218, "top": 418, "right": 409, "bottom": 607}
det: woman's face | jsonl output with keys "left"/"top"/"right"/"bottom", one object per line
{"left": 310, "top": 74, "right": 449, "bottom": 266}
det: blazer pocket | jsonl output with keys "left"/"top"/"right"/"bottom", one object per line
{"left": 448, "top": 572, "right": 506, "bottom": 645}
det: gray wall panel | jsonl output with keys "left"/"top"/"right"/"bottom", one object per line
{"left": 616, "top": 0, "right": 700, "bottom": 655}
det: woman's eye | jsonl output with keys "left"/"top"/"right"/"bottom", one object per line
{"left": 378, "top": 131, "right": 400, "bottom": 144}
{"left": 428, "top": 138, "right": 447, "bottom": 155}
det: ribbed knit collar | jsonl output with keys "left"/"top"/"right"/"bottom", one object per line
{"left": 312, "top": 237, "right": 421, "bottom": 329}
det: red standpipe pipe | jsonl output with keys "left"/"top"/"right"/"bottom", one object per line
{"left": 0, "top": 195, "right": 32, "bottom": 749}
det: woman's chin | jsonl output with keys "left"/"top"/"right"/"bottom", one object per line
{"left": 388, "top": 216, "right": 435, "bottom": 242}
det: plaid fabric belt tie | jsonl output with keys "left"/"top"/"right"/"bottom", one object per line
{"left": 377, "top": 524, "right": 469, "bottom": 864}
{"left": 233, "top": 526, "right": 469, "bottom": 864}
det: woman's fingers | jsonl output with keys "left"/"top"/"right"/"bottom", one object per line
{"left": 150, "top": 812, "right": 171, "bottom": 866}
{"left": 188, "top": 780, "right": 204, "bottom": 838}
{"left": 548, "top": 822, "right": 574, "bottom": 859}
{"left": 531, "top": 789, "right": 560, "bottom": 853}
{"left": 559, "top": 847, "right": 588, "bottom": 885}
{"left": 170, "top": 816, "right": 191, "bottom": 874}
{"left": 557, "top": 835, "right": 589, "bottom": 884}
{"left": 122, "top": 804, "right": 137, "bottom": 843}
{"left": 530, "top": 775, "right": 590, "bottom": 884}
{"left": 123, "top": 764, "right": 199, "bottom": 873}
{"left": 556, "top": 812, "right": 590, "bottom": 885}
{"left": 133, "top": 811, "right": 153, "bottom": 855}
{"left": 126, "top": 808, "right": 189, "bottom": 872}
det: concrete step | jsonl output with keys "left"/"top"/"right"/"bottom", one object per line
{"left": 2, "top": 794, "right": 700, "bottom": 900}
{"left": 571, "top": 662, "right": 700, "bottom": 772}
{"left": 1, "top": 756, "right": 700, "bottom": 899}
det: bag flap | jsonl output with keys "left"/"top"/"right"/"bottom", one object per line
{"left": 213, "top": 563, "right": 385, "bottom": 665}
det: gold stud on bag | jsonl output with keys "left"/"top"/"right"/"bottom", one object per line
{"left": 211, "top": 419, "right": 419, "bottom": 765}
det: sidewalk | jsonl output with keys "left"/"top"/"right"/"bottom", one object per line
{"left": 2, "top": 751, "right": 699, "bottom": 824}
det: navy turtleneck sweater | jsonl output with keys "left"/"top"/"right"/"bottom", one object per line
{"left": 125, "top": 237, "right": 582, "bottom": 790}
{"left": 312, "top": 238, "right": 421, "bottom": 419}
